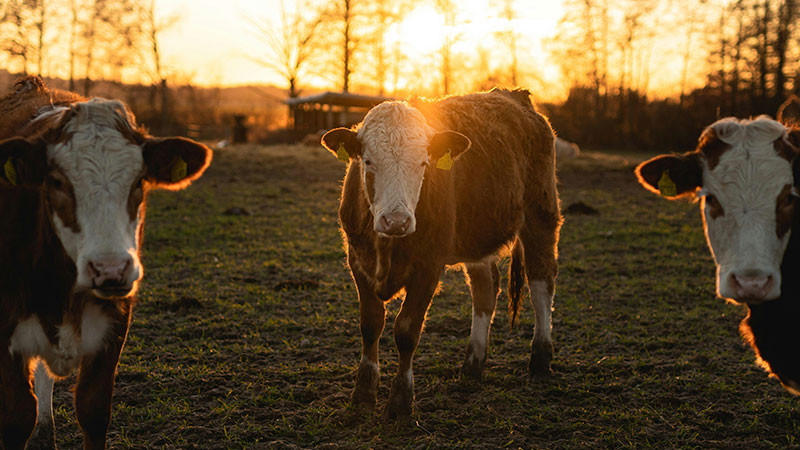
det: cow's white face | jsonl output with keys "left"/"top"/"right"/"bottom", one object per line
{"left": 0, "top": 98, "right": 212, "bottom": 299}
{"left": 637, "top": 117, "right": 799, "bottom": 304}
{"left": 47, "top": 101, "right": 147, "bottom": 298}
{"left": 358, "top": 103, "right": 433, "bottom": 237}
{"left": 321, "top": 101, "right": 471, "bottom": 238}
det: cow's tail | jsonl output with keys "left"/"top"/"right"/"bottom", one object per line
{"left": 508, "top": 240, "right": 525, "bottom": 329}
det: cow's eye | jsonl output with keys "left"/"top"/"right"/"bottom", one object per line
{"left": 363, "top": 159, "right": 372, "bottom": 167}
{"left": 48, "top": 176, "right": 64, "bottom": 190}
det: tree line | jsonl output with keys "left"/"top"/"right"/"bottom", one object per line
{"left": 547, "top": 0, "right": 800, "bottom": 149}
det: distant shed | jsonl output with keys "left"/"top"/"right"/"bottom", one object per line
{"left": 287, "top": 91, "right": 393, "bottom": 132}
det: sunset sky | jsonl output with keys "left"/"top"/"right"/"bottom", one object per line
{"left": 155, "top": 0, "right": 567, "bottom": 93}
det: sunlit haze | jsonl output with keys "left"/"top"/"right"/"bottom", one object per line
{"left": 156, "top": 0, "right": 565, "bottom": 97}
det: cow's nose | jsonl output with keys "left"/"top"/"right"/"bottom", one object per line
{"left": 375, "top": 212, "right": 412, "bottom": 236}
{"left": 88, "top": 257, "right": 132, "bottom": 288}
{"left": 729, "top": 270, "right": 775, "bottom": 303}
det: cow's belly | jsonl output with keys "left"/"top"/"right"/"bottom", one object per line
{"left": 7, "top": 303, "right": 111, "bottom": 377}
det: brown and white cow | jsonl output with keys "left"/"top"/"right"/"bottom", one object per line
{"left": 636, "top": 116, "right": 800, "bottom": 395}
{"left": 321, "top": 88, "right": 561, "bottom": 418}
{"left": 0, "top": 77, "right": 211, "bottom": 449}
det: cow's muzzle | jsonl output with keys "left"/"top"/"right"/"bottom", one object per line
{"left": 724, "top": 269, "right": 779, "bottom": 304}
{"left": 88, "top": 255, "right": 135, "bottom": 298}
{"left": 375, "top": 211, "right": 414, "bottom": 237}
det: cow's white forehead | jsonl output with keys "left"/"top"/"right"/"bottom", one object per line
{"left": 705, "top": 117, "right": 792, "bottom": 193}
{"left": 358, "top": 102, "right": 432, "bottom": 158}
{"left": 47, "top": 99, "right": 144, "bottom": 182}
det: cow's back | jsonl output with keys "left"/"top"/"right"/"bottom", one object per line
{"left": 414, "top": 89, "right": 558, "bottom": 260}
{"left": 0, "top": 77, "right": 83, "bottom": 140}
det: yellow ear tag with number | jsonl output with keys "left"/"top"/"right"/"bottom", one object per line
{"left": 171, "top": 156, "right": 187, "bottom": 182}
{"left": 4, "top": 158, "right": 17, "bottom": 186}
{"left": 658, "top": 170, "right": 677, "bottom": 197}
{"left": 336, "top": 143, "right": 349, "bottom": 162}
{"left": 436, "top": 149, "right": 454, "bottom": 170}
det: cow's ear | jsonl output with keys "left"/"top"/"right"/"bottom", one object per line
{"left": 142, "top": 137, "right": 212, "bottom": 190}
{"left": 635, "top": 151, "right": 702, "bottom": 199}
{"left": 0, "top": 137, "right": 47, "bottom": 186}
{"left": 321, "top": 128, "right": 361, "bottom": 160}
{"left": 428, "top": 131, "right": 471, "bottom": 161}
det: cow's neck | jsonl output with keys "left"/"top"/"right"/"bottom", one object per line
{"left": 0, "top": 185, "right": 77, "bottom": 312}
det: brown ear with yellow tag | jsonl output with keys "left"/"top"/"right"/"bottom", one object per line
{"left": 142, "top": 137, "right": 212, "bottom": 191}
{"left": 634, "top": 151, "right": 702, "bottom": 199}
{"left": 0, "top": 137, "right": 47, "bottom": 186}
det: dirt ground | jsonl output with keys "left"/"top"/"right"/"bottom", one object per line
{"left": 50, "top": 144, "right": 799, "bottom": 449}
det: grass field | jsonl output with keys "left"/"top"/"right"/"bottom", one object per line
{"left": 51, "top": 144, "right": 799, "bottom": 449}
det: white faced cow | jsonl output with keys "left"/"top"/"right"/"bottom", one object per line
{"left": 636, "top": 116, "right": 800, "bottom": 395}
{"left": 0, "top": 76, "right": 212, "bottom": 449}
{"left": 322, "top": 88, "right": 561, "bottom": 419}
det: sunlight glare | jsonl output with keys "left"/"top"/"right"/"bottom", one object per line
{"left": 388, "top": 6, "right": 448, "bottom": 56}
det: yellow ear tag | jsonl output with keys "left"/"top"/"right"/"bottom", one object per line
{"left": 436, "top": 149, "right": 454, "bottom": 170}
{"left": 658, "top": 170, "right": 677, "bottom": 197}
{"left": 336, "top": 143, "right": 349, "bottom": 162}
{"left": 3, "top": 158, "right": 17, "bottom": 186}
{"left": 171, "top": 156, "right": 187, "bottom": 182}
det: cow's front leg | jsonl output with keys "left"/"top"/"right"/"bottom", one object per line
{"left": 350, "top": 262, "right": 387, "bottom": 411}
{"left": 28, "top": 359, "right": 56, "bottom": 449}
{"left": 385, "top": 267, "right": 441, "bottom": 420}
{"left": 0, "top": 352, "right": 36, "bottom": 450}
{"left": 75, "top": 307, "right": 130, "bottom": 450}
{"left": 461, "top": 260, "right": 500, "bottom": 380}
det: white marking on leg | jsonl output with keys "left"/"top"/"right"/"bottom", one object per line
{"left": 467, "top": 312, "right": 491, "bottom": 363}
{"left": 33, "top": 358, "right": 54, "bottom": 428}
{"left": 359, "top": 354, "right": 379, "bottom": 373}
{"left": 404, "top": 366, "right": 413, "bottom": 388}
{"left": 530, "top": 280, "right": 553, "bottom": 344}
{"left": 79, "top": 302, "right": 111, "bottom": 355}
{"left": 8, "top": 316, "right": 49, "bottom": 357}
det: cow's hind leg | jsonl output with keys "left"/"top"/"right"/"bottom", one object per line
{"left": 385, "top": 267, "right": 441, "bottom": 420}
{"left": 27, "top": 359, "right": 56, "bottom": 450}
{"left": 349, "top": 254, "right": 387, "bottom": 411}
{"left": 461, "top": 260, "right": 500, "bottom": 380}
{"left": 0, "top": 354, "right": 36, "bottom": 450}
{"left": 519, "top": 208, "right": 560, "bottom": 377}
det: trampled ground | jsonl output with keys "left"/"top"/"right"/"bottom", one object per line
{"left": 52, "top": 144, "right": 799, "bottom": 448}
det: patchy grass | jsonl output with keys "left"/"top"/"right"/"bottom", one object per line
{"left": 51, "top": 145, "right": 798, "bottom": 449}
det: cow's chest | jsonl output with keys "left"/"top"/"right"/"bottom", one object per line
{"left": 7, "top": 303, "right": 111, "bottom": 377}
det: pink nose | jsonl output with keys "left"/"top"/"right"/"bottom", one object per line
{"left": 729, "top": 271, "right": 774, "bottom": 303}
{"left": 87, "top": 257, "right": 132, "bottom": 289}
{"left": 375, "top": 212, "right": 412, "bottom": 236}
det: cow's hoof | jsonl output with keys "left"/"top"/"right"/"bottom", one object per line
{"left": 528, "top": 341, "right": 553, "bottom": 378}
{"left": 26, "top": 422, "right": 57, "bottom": 450}
{"left": 350, "top": 363, "right": 379, "bottom": 411}
{"left": 384, "top": 376, "right": 413, "bottom": 420}
{"left": 460, "top": 352, "right": 485, "bottom": 381}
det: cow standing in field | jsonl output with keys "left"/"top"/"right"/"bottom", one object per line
{"left": 322, "top": 89, "right": 561, "bottom": 418}
{"left": 636, "top": 116, "right": 800, "bottom": 395}
{"left": 0, "top": 77, "right": 211, "bottom": 449}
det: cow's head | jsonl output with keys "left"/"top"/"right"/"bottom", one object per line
{"left": 636, "top": 117, "right": 800, "bottom": 304}
{"left": 321, "top": 101, "right": 470, "bottom": 237}
{"left": 0, "top": 99, "right": 211, "bottom": 299}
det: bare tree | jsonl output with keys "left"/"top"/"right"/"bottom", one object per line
{"left": 494, "top": 0, "right": 519, "bottom": 86}
{"left": 434, "top": 0, "right": 461, "bottom": 95}
{"left": 250, "top": 0, "right": 323, "bottom": 98}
